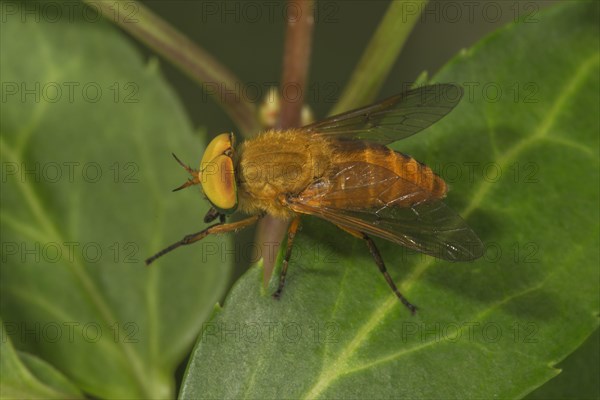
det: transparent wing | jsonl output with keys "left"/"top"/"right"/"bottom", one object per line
{"left": 300, "top": 84, "right": 463, "bottom": 145}
{"left": 288, "top": 161, "right": 483, "bottom": 261}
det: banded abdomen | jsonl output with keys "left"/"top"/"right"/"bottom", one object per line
{"left": 298, "top": 140, "right": 447, "bottom": 210}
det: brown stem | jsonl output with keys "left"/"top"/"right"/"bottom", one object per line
{"left": 257, "top": 0, "right": 315, "bottom": 286}
{"left": 277, "top": 0, "right": 315, "bottom": 130}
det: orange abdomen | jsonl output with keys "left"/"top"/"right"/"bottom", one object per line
{"left": 323, "top": 140, "right": 447, "bottom": 209}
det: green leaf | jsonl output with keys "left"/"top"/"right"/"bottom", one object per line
{"left": 180, "top": 2, "right": 599, "bottom": 399}
{"left": 1, "top": 319, "right": 82, "bottom": 399}
{"left": 526, "top": 328, "right": 600, "bottom": 399}
{"left": 0, "top": 3, "right": 230, "bottom": 398}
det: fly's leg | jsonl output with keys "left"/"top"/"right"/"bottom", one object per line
{"left": 145, "top": 215, "right": 261, "bottom": 266}
{"left": 336, "top": 225, "right": 417, "bottom": 315}
{"left": 273, "top": 216, "right": 301, "bottom": 299}
{"left": 363, "top": 234, "right": 417, "bottom": 314}
{"left": 203, "top": 206, "right": 224, "bottom": 223}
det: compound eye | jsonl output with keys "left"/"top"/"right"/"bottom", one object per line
{"left": 200, "top": 133, "right": 233, "bottom": 168}
{"left": 202, "top": 154, "right": 237, "bottom": 211}
{"left": 200, "top": 133, "right": 237, "bottom": 213}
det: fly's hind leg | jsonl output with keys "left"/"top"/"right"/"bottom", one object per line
{"left": 336, "top": 225, "right": 417, "bottom": 315}
{"left": 364, "top": 234, "right": 417, "bottom": 315}
{"left": 273, "top": 216, "right": 302, "bottom": 299}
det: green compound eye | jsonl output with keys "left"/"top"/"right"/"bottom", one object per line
{"left": 200, "top": 133, "right": 237, "bottom": 213}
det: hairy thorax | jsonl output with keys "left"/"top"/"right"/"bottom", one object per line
{"left": 236, "top": 130, "right": 333, "bottom": 219}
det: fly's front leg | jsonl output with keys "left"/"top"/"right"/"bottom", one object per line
{"left": 272, "top": 216, "right": 302, "bottom": 299}
{"left": 203, "top": 206, "right": 224, "bottom": 223}
{"left": 145, "top": 215, "right": 261, "bottom": 266}
{"left": 335, "top": 224, "right": 417, "bottom": 315}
